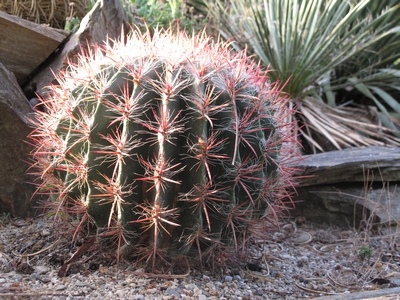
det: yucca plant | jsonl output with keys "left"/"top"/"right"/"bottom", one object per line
{"left": 28, "top": 28, "right": 297, "bottom": 269}
{"left": 204, "top": 0, "right": 400, "bottom": 153}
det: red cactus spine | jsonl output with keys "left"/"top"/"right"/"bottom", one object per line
{"left": 28, "top": 28, "right": 298, "bottom": 267}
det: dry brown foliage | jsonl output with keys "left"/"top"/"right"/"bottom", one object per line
{"left": 0, "top": 0, "right": 88, "bottom": 29}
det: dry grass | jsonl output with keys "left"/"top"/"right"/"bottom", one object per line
{"left": 298, "top": 97, "right": 400, "bottom": 153}
{"left": 317, "top": 167, "right": 400, "bottom": 292}
{"left": 0, "top": 0, "right": 88, "bottom": 29}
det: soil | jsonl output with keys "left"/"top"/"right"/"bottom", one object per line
{"left": 0, "top": 215, "right": 399, "bottom": 299}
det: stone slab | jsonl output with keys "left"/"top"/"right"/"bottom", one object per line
{"left": 0, "top": 11, "right": 70, "bottom": 85}
{"left": 295, "top": 146, "right": 400, "bottom": 187}
{"left": 0, "top": 63, "right": 38, "bottom": 217}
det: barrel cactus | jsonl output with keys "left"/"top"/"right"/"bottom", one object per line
{"left": 29, "top": 28, "right": 297, "bottom": 268}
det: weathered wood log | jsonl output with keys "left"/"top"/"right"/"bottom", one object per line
{"left": 295, "top": 146, "right": 400, "bottom": 187}
{"left": 0, "top": 11, "right": 70, "bottom": 85}
{"left": 291, "top": 147, "right": 400, "bottom": 227}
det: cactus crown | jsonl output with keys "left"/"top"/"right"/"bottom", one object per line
{"left": 29, "top": 28, "right": 297, "bottom": 269}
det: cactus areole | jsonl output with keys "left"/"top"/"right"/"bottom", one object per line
{"left": 29, "top": 29, "right": 297, "bottom": 266}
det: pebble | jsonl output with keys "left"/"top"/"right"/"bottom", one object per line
{"left": 185, "top": 283, "right": 199, "bottom": 290}
{"left": 34, "top": 265, "right": 50, "bottom": 275}
{"left": 0, "top": 218, "right": 398, "bottom": 300}
{"left": 41, "top": 229, "right": 51, "bottom": 236}
{"left": 391, "top": 279, "right": 400, "bottom": 285}
{"left": 224, "top": 275, "right": 233, "bottom": 282}
{"left": 55, "top": 284, "right": 67, "bottom": 291}
{"left": 75, "top": 281, "right": 87, "bottom": 287}
{"left": 166, "top": 287, "right": 180, "bottom": 297}
{"left": 233, "top": 275, "right": 242, "bottom": 280}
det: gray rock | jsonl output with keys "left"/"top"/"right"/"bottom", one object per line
{"left": 291, "top": 146, "right": 400, "bottom": 227}
{"left": 185, "top": 283, "right": 199, "bottom": 290}
{"left": 390, "top": 279, "right": 400, "bottom": 286}
{"left": 75, "top": 280, "right": 87, "bottom": 287}
{"left": 166, "top": 287, "right": 180, "bottom": 297}
{"left": 40, "top": 229, "right": 50, "bottom": 236}
{"left": 233, "top": 275, "right": 242, "bottom": 280}
{"left": 54, "top": 284, "right": 66, "bottom": 291}
{"left": 224, "top": 275, "right": 233, "bottom": 282}
{"left": 33, "top": 266, "right": 50, "bottom": 275}
{"left": 0, "top": 63, "right": 38, "bottom": 217}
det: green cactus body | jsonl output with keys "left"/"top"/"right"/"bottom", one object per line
{"left": 29, "top": 29, "right": 297, "bottom": 266}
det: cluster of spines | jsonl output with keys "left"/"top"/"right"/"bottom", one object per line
{"left": 28, "top": 29, "right": 298, "bottom": 269}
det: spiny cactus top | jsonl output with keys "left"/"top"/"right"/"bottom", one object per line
{"left": 29, "top": 28, "right": 298, "bottom": 268}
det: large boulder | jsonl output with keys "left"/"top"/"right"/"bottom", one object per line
{"left": 0, "top": 63, "right": 38, "bottom": 217}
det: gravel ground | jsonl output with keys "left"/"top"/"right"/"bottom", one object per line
{"left": 0, "top": 216, "right": 399, "bottom": 299}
